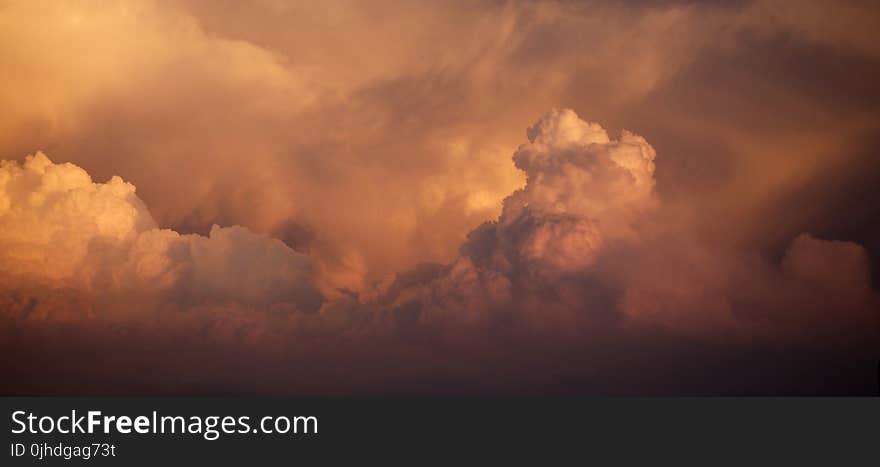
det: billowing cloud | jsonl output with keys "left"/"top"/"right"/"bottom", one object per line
{"left": 9, "top": 0, "right": 877, "bottom": 294}
{"left": 0, "top": 153, "right": 322, "bottom": 317}
{"left": 376, "top": 111, "right": 877, "bottom": 342}
{"left": 1, "top": 0, "right": 879, "bottom": 394}
{"left": 476, "top": 108, "right": 656, "bottom": 269}
{"left": 1, "top": 111, "right": 877, "bottom": 395}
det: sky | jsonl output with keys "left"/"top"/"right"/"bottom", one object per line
{"left": 1, "top": 0, "right": 878, "bottom": 395}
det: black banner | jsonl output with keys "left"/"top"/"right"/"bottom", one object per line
{"left": 2, "top": 398, "right": 878, "bottom": 465}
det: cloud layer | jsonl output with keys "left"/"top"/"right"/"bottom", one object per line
{"left": 1, "top": 0, "right": 879, "bottom": 394}
{"left": 2, "top": 110, "right": 875, "bottom": 395}
{"left": 4, "top": 0, "right": 878, "bottom": 293}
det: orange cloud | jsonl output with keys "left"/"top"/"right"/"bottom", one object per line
{"left": 0, "top": 153, "right": 321, "bottom": 315}
{"left": 1, "top": 0, "right": 878, "bottom": 395}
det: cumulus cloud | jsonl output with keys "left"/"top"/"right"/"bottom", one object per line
{"left": 1, "top": 0, "right": 879, "bottom": 394}
{"left": 490, "top": 109, "right": 656, "bottom": 263}
{"left": 0, "top": 153, "right": 322, "bottom": 317}
{"left": 17, "top": 0, "right": 876, "bottom": 293}
{"left": 0, "top": 153, "right": 156, "bottom": 287}
{"left": 0, "top": 110, "right": 877, "bottom": 395}
{"left": 375, "top": 110, "right": 877, "bottom": 345}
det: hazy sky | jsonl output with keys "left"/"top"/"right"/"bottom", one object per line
{"left": 1, "top": 0, "right": 878, "bottom": 394}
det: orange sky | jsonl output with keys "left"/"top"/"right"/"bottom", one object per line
{"left": 1, "top": 0, "right": 878, "bottom": 395}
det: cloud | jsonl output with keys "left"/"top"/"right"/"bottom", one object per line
{"left": 1, "top": 0, "right": 879, "bottom": 394}
{"left": 0, "top": 152, "right": 157, "bottom": 286}
{"left": 0, "top": 111, "right": 877, "bottom": 394}
{"left": 0, "top": 152, "right": 322, "bottom": 317}
{"left": 375, "top": 110, "right": 877, "bottom": 346}
{"left": 0, "top": 0, "right": 774, "bottom": 290}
